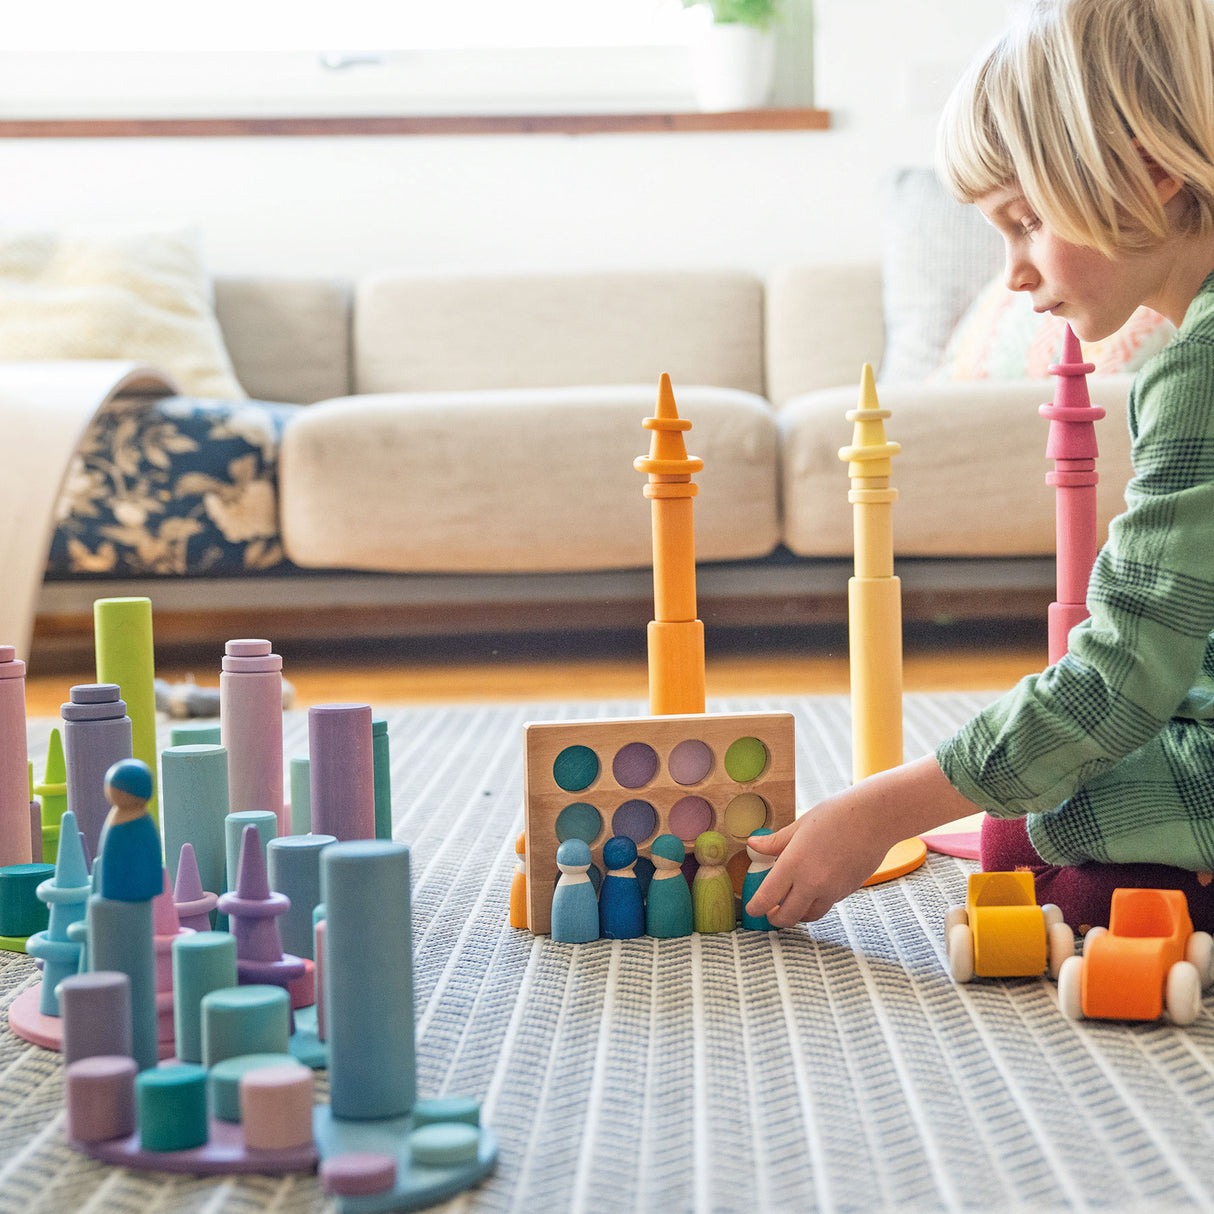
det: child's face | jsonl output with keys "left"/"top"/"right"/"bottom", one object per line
{"left": 976, "top": 184, "right": 1159, "bottom": 342}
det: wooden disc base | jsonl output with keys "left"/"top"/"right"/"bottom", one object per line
{"left": 863, "top": 836, "right": 928, "bottom": 886}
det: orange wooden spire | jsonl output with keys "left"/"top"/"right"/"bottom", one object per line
{"left": 634, "top": 374, "right": 706, "bottom": 715}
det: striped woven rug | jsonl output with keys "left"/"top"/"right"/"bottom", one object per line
{"left": 3, "top": 693, "right": 1214, "bottom": 1214}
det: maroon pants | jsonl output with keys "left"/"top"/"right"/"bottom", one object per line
{"left": 980, "top": 816, "right": 1214, "bottom": 933}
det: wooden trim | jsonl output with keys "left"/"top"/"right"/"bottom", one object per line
{"left": 0, "top": 108, "right": 829, "bottom": 139}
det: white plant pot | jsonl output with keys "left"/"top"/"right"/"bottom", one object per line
{"left": 691, "top": 24, "right": 776, "bottom": 112}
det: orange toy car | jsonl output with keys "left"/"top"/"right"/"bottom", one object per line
{"left": 945, "top": 871, "right": 1075, "bottom": 982}
{"left": 1057, "top": 887, "right": 1214, "bottom": 1025}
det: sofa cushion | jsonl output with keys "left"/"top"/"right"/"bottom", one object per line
{"left": 48, "top": 394, "right": 300, "bottom": 579}
{"left": 879, "top": 168, "right": 1004, "bottom": 384}
{"left": 780, "top": 377, "right": 1136, "bottom": 558}
{"left": 764, "top": 263, "right": 885, "bottom": 406}
{"left": 214, "top": 277, "right": 352, "bottom": 405}
{"left": 352, "top": 271, "right": 765, "bottom": 397}
{"left": 280, "top": 385, "right": 779, "bottom": 574}
{"left": 932, "top": 274, "right": 1176, "bottom": 380}
{"left": 0, "top": 223, "right": 245, "bottom": 399}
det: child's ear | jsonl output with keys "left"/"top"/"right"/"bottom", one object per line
{"left": 1134, "top": 140, "right": 1184, "bottom": 204}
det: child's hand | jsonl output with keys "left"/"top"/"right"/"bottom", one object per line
{"left": 744, "top": 755, "right": 981, "bottom": 928}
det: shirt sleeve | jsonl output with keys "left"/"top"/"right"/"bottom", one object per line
{"left": 937, "top": 332, "right": 1214, "bottom": 817}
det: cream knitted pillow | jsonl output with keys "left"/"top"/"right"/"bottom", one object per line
{"left": 0, "top": 223, "right": 245, "bottom": 399}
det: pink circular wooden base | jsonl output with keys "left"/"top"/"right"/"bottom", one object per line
{"left": 8, "top": 985, "right": 64, "bottom": 1049}
{"left": 9, "top": 982, "right": 178, "bottom": 1059}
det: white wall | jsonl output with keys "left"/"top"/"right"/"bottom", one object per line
{"left": 0, "top": 0, "right": 1014, "bottom": 279}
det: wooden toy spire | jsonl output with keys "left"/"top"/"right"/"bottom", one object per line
{"left": 1040, "top": 325, "right": 1104, "bottom": 664}
{"left": 839, "top": 365, "right": 926, "bottom": 884}
{"left": 635, "top": 374, "right": 706, "bottom": 715}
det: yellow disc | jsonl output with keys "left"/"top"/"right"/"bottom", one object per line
{"left": 862, "top": 836, "right": 928, "bottom": 886}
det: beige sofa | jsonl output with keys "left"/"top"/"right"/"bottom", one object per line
{"left": 17, "top": 263, "right": 1137, "bottom": 661}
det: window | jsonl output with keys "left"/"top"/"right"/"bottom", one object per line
{"left": 2, "top": 1, "right": 752, "bottom": 118}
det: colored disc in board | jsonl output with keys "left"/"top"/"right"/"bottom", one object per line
{"left": 862, "top": 836, "right": 928, "bottom": 886}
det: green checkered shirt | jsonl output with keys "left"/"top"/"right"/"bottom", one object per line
{"left": 937, "top": 271, "right": 1214, "bottom": 869}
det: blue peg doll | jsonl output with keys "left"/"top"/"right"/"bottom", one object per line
{"left": 741, "top": 827, "right": 776, "bottom": 930}
{"left": 645, "top": 833, "right": 693, "bottom": 938}
{"left": 551, "top": 839, "right": 599, "bottom": 943}
{"left": 599, "top": 836, "right": 644, "bottom": 939}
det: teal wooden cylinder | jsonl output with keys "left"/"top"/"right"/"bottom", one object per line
{"left": 201, "top": 984, "right": 290, "bottom": 1068}
{"left": 136, "top": 1064, "right": 208, "bottom": 1151}
{"left": 0, "top": 863, "right": 54, "bottom": 937}
{"left": 172, "top": 931, "right": 238, "bottom": 1065}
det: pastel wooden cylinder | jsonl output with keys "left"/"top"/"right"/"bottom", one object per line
{"left": 321, "top": 1152, "right": 397, "bottom": 1197}
{"left": 65, "top": 1054, "right": 137, "bottom": 1143}
{"left": 0, "top": 863, "right": 53, "bottom": 937}
{"left": 172, "top": 931, "right": 238, "bottom": 1065}
{"left": 413, "top": 1096, "right": 482, "bottom": 1128}
{"left": 201, "top": 984, "right": 291, "bottom": 1068}
{"left": 309, "top": 704, "right": 375, "bottom": 841}
{"left": 288, "top": 756, "right": 311, "bottom": 836}
{"left": 267, "top": 833, "right": 335, "bottom": 960}
{"left": 239, "top": 1063, "right": 314, "bottom": 1148}
{"left": 372, "top": 717, "right": 392, "bottom": 840}
{"left": 321, "top": 839, "right": 415, "bottom": 1120}
{"left": 169, "top": 722, "right": 222, "bottom": 747}
{"left": 61, "top": 683, "right": 132, "bottom": 861}
{"left": 136, "top": 1064, "right": 209, "bottom": 1152}
{"left": 208, "top": 1051, "right": 299, "bottom": 1122}
{"left": 410, "top": 1122, "right": 481, "bottom": 1166}
{"left": 0, "top": 646, "right": 31, "bottom": 868}
{"left": 313, "top": 917, "right": 327, "bottom": 1041}
{"left": 93, "top": 597, "right": 158, "bottom": 822}
{"left": 161, "top": 744, "right": 229, "bottom": 896}
{"left": 220, "top": 639, "right": 285, "bottom": 834}
{"left": 88, "top": 896, "right": 158, "bottom": 1072}
{"left": 59, "top": 971, "right": 133, "bottom": 1065}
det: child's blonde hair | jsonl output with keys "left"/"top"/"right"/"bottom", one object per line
{"left": 938, "top": 0, "right": 1214, "bottom": 255}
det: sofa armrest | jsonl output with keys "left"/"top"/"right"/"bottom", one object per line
{"left": 0, "top": 360, "right": 178, "bottom": 658}
{"left": 765, "top": 263, "right": 884, "bottom": 408}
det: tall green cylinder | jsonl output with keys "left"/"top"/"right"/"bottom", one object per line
{"left": 93, "top": 597, "right": 158, "bottom": 823}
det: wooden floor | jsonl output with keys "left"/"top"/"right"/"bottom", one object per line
{"left": 22, "top": 620, "right": 1048, "bottom": 718}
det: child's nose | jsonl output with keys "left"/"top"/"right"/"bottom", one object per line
{"left": 1005, "top": 251, "right": 1037, "bottom": 293}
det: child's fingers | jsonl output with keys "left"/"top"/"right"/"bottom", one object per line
{"left": 745, "top": 821, "right": 797, "bottom": 853}
{"left": 744, "top": 869, "right": 792, "bottom": 918}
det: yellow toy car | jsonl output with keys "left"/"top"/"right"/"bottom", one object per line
{"left": 945, "top": 871, "right": 1075, "bottom": 982}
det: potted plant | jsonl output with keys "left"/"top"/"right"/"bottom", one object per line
{"left": 681, "top": 0, "right": 779, "bottom": 110}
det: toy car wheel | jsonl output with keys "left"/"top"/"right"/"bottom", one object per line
{"left": 1041, "top": 903, "right": 1064, "bottom": 930}
{"left": 1082, "top": 925, "right": 1108, "bottom": 955}
{"left": 1046, "top": 921, "right": 1075, "bottom": 979}
{"left": 1186, "top": 931, "right": 1214, "bottom": 989}
{"left": 948, "top": 923, "right": 975, "bottom": 983}
{"left": 944, "top": 905, "right": 968, "bottom": 934}
{"left": 1057, "top": 955, "right": 1084, "bottom": 1019}
{"left": 1166, "top": 960, "right": 1203, "bottom": 1026}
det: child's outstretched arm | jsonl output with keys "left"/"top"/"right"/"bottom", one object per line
{"left": 745, "top": 755, "right": 982, "bottom": 928}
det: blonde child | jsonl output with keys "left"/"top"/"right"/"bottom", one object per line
{"left": 746, "top": 0, "right": 1214, "bottom": 932}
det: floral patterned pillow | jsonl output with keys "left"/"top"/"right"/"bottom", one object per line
{"left": 931, "top": 273, "right": 1176, "bottom": 380}
{"left": 48, "top": 395, "right": 302, "bottom": 579}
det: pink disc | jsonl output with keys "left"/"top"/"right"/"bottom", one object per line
{"left": 320, "top": 1151, "right": 398, "bottom": 1196}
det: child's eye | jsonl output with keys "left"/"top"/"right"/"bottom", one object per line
{"left": 1020, "top": 216, "right": 1041, "bottom": 236}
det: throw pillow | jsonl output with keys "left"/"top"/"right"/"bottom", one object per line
{"left": 0, "top": 223, "right": 245, "bottom": 399}
{"left": 932, "top": 273, "right": 1175, "bottom": 380}
{"left": 879, "top": 167, "right": 1005, "bottom": 384}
